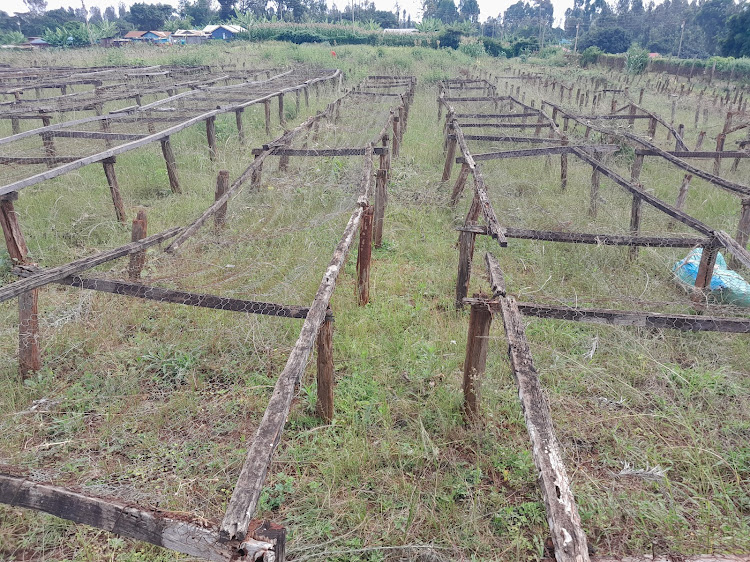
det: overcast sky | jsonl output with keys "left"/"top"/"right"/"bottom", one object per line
{"left": 3, "top": 0, "right": 575, "bottom": 25}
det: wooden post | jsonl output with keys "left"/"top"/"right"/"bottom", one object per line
{"left": 295, "top": 89, "right": 300, "bottom": 114}
{"left": 669, "top": 174, "right": 693, "bottom": 231}
{"left": 356, "top": 206, "right": 374, "bottom": 306}
{"left": 589, "top": 152, "right": 601, "bottom": 218}
{"left": 205, "top": 117, "right": 217, "bottom": 162}
{"left": 0, "top": 194, "right": 41, "bottom": 380}
{"left": 534, "top": 113, "right": 544, "bottom": 137}
{"left": 128, "top": 210, "right": 148, "bottom": 281}
{"left": 278, "top": 94, "right": 286, "bottom": 127}
{"left": 693, "top": 243, "right": 719, "bottom": 308}
{"left": 629, "top": 195, "right": 642, "bottom": 259}
{"left": 264, "top": 100, "right": 271, "bottom": 135}
{"left": 450, "top": 163, "right": 471, "bottom": 205}
{"left": 695, "top": 131, "right": 706, "bottom": 150}
{"left": 392, "top": 116, "right": 400, "bottom": 158}
{"left": 315, "top": 312, "right": 334, "bottom": 423}
{"left": 11, "top": 117, "right": 20, "bottom": 135}
{"left": 373, "top": 169, "right": 387, "bottom": 248}
{"left": 560, "top": 136, "right": 568, "bottom": 191}
{"left": 714, "top": 133, "right": 726, "bottom": 175}
{"left": 101, "top": 157, "right": 126, "bottom": 223}
{"left": 251, "top": 155, "right": 262, "bottom": 190}
{"left": 303, "top": 85, "right": 309, "bottom": 107}
{"left": 214, "top": 170, "right": 229, "bottom": 230}
{"left": 235, "top": 109, "right": 245, "bottom": 144}
{"left": 160, "top": 137, "right": 181, "bottom": 194}
{"left": 733, "top": 197, "right": 750, "bottom": 256}
{"left": 463, "top": 298, "right": 492, "bottom": 422}
{"left": 456, "top": 196, "right": 481, "bottom": 308}
{"left": 442, "top": 132, "right": 457, "bottom": 181}
{"left": 676, "top": 124, "right": 684, "bottom": 151}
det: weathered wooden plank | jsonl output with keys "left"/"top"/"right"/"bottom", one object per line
{"left": 715, "top": 229, "right": 750, "bottom": 269}
{"left": 457, "top": 144, "right": 619, "bottom": 163}
{"left": 249, "top": 147, "right": 385, "bottom": 157}
{"left": 14, "top": 266, "right": 313, "bottom": 319}
{"left": 513, "top": 301, "right": 750, "bottom": 333}
{"left": 459, "top": 122, "right": 553, "bottom": 129}
{"left": 484, "top": 252, "right": 506, "bottom": 297}
{"left": 454, "top": 112, "right": 538, "bottom": 119}
{"left": 462, "top": 299, "right": 493, "bottom": 421}
{"left": 496, "top": 296, "right": 590, "bottom": 562}
{"left": 571, "top": 147, "right": 715, "bottom": 236}
{"left": 220, "top": 203, "right": 365, "bottom": 542}
{"left": 0, "top": 471, "right": 274, "bottom": 562}
{"left": 463, "top": 134, "right": 568, "bottom": 144}
{"left": 635, "top": 150, "right": 750, "bottom": 159}
{"left": 46, "top": 130, "right": 147, "bottom": 141}
{"left": 0, "top": 227, "right": 181, "bottom": 304}
{"left": 592, "top": 556, "right": 750, "bottom": 561}
{"left": 0, "top": 156, "right": 85, "bottom": 165}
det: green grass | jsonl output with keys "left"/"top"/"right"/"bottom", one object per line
{"left": 1, "top": 43, "right": 749, "bottom": 561}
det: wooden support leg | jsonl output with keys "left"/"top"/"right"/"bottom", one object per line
{"left": 1, "top": 195, "right": 41, "bottom": 381}
{"left": 101, "top": 157, "right": 126, "bottom": 223}
{"left": 235, "top": 109, "right": 244, "bottom": 144}
{"left": 628, "top": 195, "right": 642, "bottom": 260}
{"left": 713, "top": 133, "right": 725, "bottom": 175}
{"left": 373, "top": 169, "right": 387, "bottom": 248}
{"left": 442, "top": 133, "right": 457, "bottom": 181}
{"left": 463, "top": 298, "right": 492, "bottom": 422}
{"left": 278, "top": 94, "right": 286, "bottom": 128}
{"left": 18, "top": 289, "right": 40, "bottom": 381}
{"left": 357, "top": 206, "right": 374, "bottom": 306}
{"left": 450, "top": 163, "right": 471, "bottom": 205}
{"left": 695, "top": 131, "right": 706, "bottom": 150}
{"left": 264, "top": 100, "right": 271, "bottom": 136}
{"left": 251, "top": 155, "right": 262, "bottom": 190}
{"left": 316, "top": 312, "right": 334, "bottom": 423}
{"left": 128, "top": 210, "right": 148, "bottom": 281}
{"left": 669, "top": 174, "right": 693, "bottom": 230}
{"left": 560, "top": 136, "right": 569, "bottom": 191}
{"left": 295, "top": 89, "right": 300, "bottom": 115}
{"left": 215, "top": 170, "right": 229, "bottom": 230}
{"left": 11, "top": 117, "right": 20, "bottom": 135}
{"left": 392, "top": 116, "right": 400, "bottom": 158}
{"left": 303, "top": 86, "right": 309, "bottom": 107}
{"left": 631, "top": 154, "right": 644, "bottom": 183}
{"left": 205, "top": 117, "right": 217, "bottom": 162}
{"left": 589, "top": 152, "right": 602, "bottom": 218}
{"left": 456, "top": 196, "right": 481, "bottom": 308}
{"left": 160, "top": 137, "right": 181, "bottom": 194}
{"left": 731, "top": 198, "right": 750, "bottom": 269}
{"left": 692, "top": 244, "right": 718, "bottom": 310}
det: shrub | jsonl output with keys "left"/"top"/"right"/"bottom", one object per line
{"left": 481, "top": 37, "right": 508, "bottom": 58}
{"left": 458, "top": 39, "right": 486, "bottom": 58}
{"left": 580, "top": 46, "right": 603, "bottom": 67}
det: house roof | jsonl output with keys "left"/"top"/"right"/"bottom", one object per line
{"left": 124, "top": 31, "right": 146, "bottom": 38}
{"left": 203, "top": 25, "right": 246, "bottom": 34}
{"left": 144, "top": 31, "right": 172, "bottom": 38}
{"left": 29, "top": 38, "right": 49, "bottom": 45}
{"left": 172, "top": 29, "right": 207, "bottom": 37}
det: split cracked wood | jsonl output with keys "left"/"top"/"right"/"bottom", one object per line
{"left": 497, "top": 295, "right": 590, "bottom": 562}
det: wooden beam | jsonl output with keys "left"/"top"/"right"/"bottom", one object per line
{"left": 160, "top": 137, "right": 181, "bottom": 194}
{"left": 0, "top": 471, "right": 278, "bottom": 562}
{"left": 484, "top": 252, "right": 506, "bottom": 297}
{"left": 357, "top": 205, "right": 374, "bottom": 306}
{"left": 46, "top": 130, "right": 146, "bottom": 141}
{"left": 463, "top": 134, "right": 568, "bottom": 145}
{"left": 457, "top": 225, "right": 709, "bottom": 247}
{"left": 457, "top": 144, "right": 618, "bottom": 163}
{"left": 715, "top": 229, "right": 750, "bottom": 270}
{"left": 496, "top": 296, "right": 590, "bottom": 562}
{"left": 220, "top": 203, "right": 365, "bottom": 542}
{"left": 635, "top": 150, "right": 750, "bottom": 159}
{"left": 0, "top": 227, "right": 181, "bottom": 304}
{"left": 315, "top": 313, "right": 334, "bottom": 423}
{"left": 15, "top": 266, "right": 315, "bottom": 319}
{"left": 101, "top": 157, "right": 126, "bottom": 223}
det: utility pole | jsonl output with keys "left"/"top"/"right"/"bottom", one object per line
{"left": 677, "top": 19, "right": 686, "bottom": 58}
{"left": 573, "top": 22, "right": 580, "bottom": 54}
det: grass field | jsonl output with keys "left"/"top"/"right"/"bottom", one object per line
{"left": 0, "top": 43, "right": 749, "bottom": 561}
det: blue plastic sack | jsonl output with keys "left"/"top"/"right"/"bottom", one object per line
{"left": 672, "top": 248, "right": 750, "bottom": 307}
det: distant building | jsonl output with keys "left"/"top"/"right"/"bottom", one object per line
{"left": 123, "top": 31, "right": 172, "bottom": 44}
{"left": 203, "top": 25, "right": 246, "bottom": 41}
{"left": 172, "top": 29, "right": 209, "bottom": 45}
{"left": 382, "top": 28, "right": 417, "bottom": 34}
{"left": 25, "top": 37, "right": 50, "bottom": 49}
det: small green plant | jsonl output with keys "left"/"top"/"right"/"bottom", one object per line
{"left": 625, "top": 44, "right": 649, "bottom": 74}
{"left": 458, "top": 39, "right": 486, "bottom": 58}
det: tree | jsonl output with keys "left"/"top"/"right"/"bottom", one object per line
{"left": 435, "top": 0, "right": 458, "bottom": 23}
{"left": 128, "top": 2, "right": 174, "bottom": 29}
{"left": 103, "top": 6, "right": 116, "bottom": 21}
{"left": 23, "top": 0, "right": 47, "bottom": 16}
{"left": 217, "top": 0, "right": 236, "bottom": 21}
{"left": 504, "top": 1, "right": 533, "bottom": 33}
{"left": 89, "top": 6, "right": 102, "bottom": 23}
{"left": 721, "top": 5, "right": 750, "bottom": 57}
{"left": 579, "top": 25, "right": 631, "bottom": 52}
{"left": 459, "top": 0, "right": 479, "bottom": 23}
{"left": 181, "top": 0, "right": 216, "bottom": 26}
{"left": 696, "top": 0, "right": 735, "bottom": 54}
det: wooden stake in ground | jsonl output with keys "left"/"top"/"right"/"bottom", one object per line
{"left": 456, "top": 195, "right": 481, "bottom": 308}
{"left": 462, "top": 297, "right": 492, "bottom": 422}
{"left": 0, "top": 193, "right": 40, "bottom": 380}
{"left": 160, "top": 137, "right": 181, "bottom": 194}
{"left": 316, "top": 311, "right": 334, "bottom": 423}
{"left": 373, "top": 169, "right": 387, "bottom": 248}
{"left": 589, "top": 152, "right": 602, "bottom": 218}
{"left": 214, "top": 170, "right": 229, "bottom": 230}
{"left": 101, "top": 157, "right": 126, "bottom": 223}
{"left": 206, "top": 117, "right": 218, "bottom": 162}
{"left": 357, "top": 206, "right": 374, "bottom": 306}
{"left": 128, "top": 210, "right": 148, "bottom": 281}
